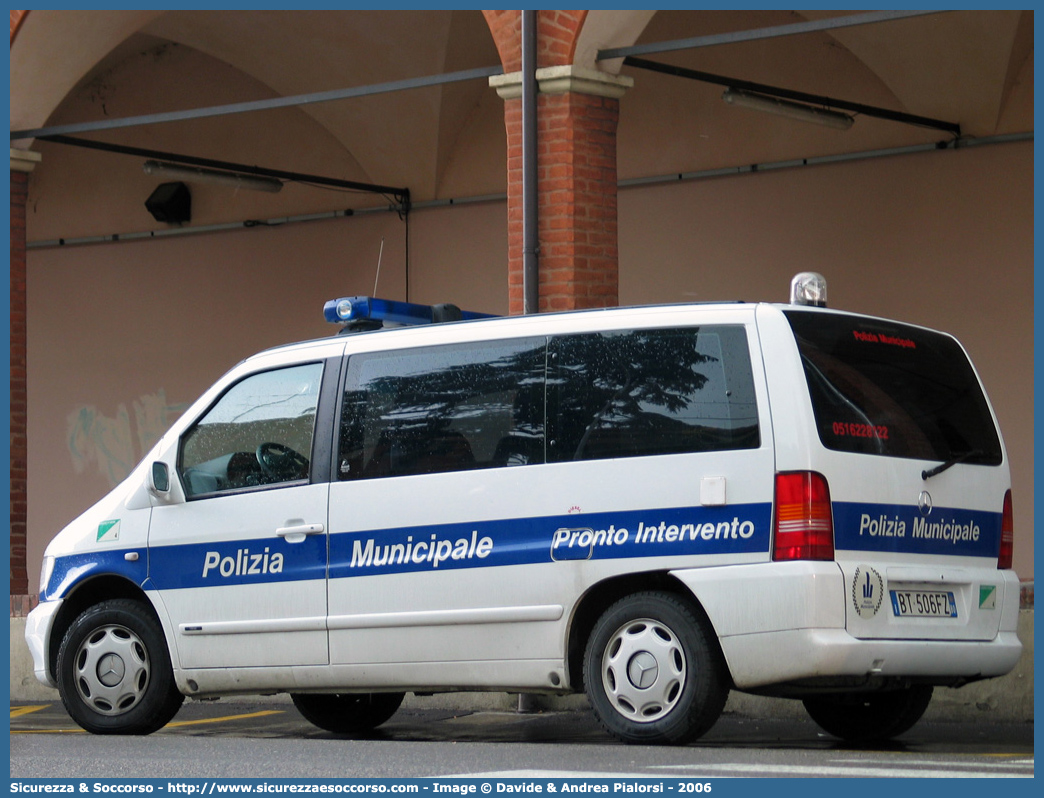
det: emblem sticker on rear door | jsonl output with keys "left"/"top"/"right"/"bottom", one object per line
{"left": 852, "top": 565, "right": 884, "bottom": 619}
{"left": 979, "top": 585, "right": 997, "bottom": 610}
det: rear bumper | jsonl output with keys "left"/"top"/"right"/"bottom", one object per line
{"left": 720, "top": 627, "right": 1023, "bottom": 690}
{"left": 671, "top": 560, "right": 1023, "bottom": 690}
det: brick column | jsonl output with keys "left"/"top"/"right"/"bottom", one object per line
{"left": 10, "top": 10, "right": 30, "bottom": 43}
{"left": 492, "top": 67, "right": 632, "bottom": 315}
{"left": 11, "top": 149, "right": 39, "bottom": 596}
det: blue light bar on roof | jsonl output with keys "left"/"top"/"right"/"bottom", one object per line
{"left": 323, "top": 296, "right": 496, "bottom": 327}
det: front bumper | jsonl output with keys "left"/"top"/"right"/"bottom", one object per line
{"left": 24, "top": 599, "right": 62, "bottom": 688}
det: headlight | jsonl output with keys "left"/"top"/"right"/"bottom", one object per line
{"left": 39, "top": 556, "right": 54, "bottom": 596}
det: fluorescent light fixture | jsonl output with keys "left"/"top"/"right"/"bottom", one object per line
{"left": 143, "top": 160, "right": 283, "bottom": 193}
{"left": 722, "top": 88, "right": 854, "bottom": 131}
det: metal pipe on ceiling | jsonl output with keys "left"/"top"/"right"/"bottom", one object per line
{"left": 622, "top": 57, "right": 961, "bottom": 137}
{"left": 10, "top": 65, "right": 505, "bottom": 142}
{"left": 40, "top": 133, "right": 410, "bottom": 207}
{"left": 596, "top": 10, "right": 948, "bottom": 61}
{"left": 11, "top": 12, "right": 955, "bottom": 146}
{"left": 27, "top": 133, "right": 1032, "bottom": 252}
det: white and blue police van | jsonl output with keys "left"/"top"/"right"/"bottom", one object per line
{"left": 25, "top": 273, "right": 1022, "bottom": 744}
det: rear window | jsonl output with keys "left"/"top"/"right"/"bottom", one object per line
{"left": 784, "top": 310, "right": 1002, "bottom": 465}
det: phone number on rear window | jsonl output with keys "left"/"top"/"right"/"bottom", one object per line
{"left": 832, "top": 422, "right": 889, "bottom": 440}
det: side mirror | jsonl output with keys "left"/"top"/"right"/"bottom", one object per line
{"left": 150, "top": 461, "right": 171, "bottom": 493}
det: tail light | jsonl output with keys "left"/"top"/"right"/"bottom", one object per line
{"left": 773, "top": 471, "right": 834, "bottom": 561}
{"left": 998, "top": 490, "right": 1014, "bottom": 570}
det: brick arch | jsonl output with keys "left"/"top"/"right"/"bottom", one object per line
{"left": 10, "top": 9, "right": 29, "bottom": 43}
{"left": 538, "top": 10, "right": 587, "bottom": 68}
{"left": 482, "top": 9, "right": 588, "bottom": 72}
{"left": 573, "top": 10, "right": 657, "bottom": 71}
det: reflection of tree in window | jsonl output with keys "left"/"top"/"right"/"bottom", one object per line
{"left": 340, "top": 340, "right": 546, "bottom": 479}
{"left": 549, "top": 328, "right": 759, "bottom": 462}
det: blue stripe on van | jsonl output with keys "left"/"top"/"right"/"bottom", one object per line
{"left": 44, "top": 548, "right": 149, "bottom": 601}
{"left": 327, "top": 503, "right": 772, "bottom": 579}
{"left": 49, "top": 504, "right": 773, "bottom": 595}
{"left": 833, "top": 501, "right": 1001, "bottom": 558}
{"left": 148, "top": 535, "right": 328, "bottom": 590}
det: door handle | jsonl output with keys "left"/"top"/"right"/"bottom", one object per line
{"left": 276, "top": 523, "right": 325, "bottom": 543}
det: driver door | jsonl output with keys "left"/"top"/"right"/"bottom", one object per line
{"left": 147, "top": 361, "right": 330, "bottom": 669}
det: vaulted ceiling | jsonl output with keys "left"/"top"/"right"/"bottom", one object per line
{"left": 11, "top": 9, "right": 1033, "bottom": 208}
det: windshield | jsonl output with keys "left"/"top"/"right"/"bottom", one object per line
{"left": 784, "top": 310, "right": 1002, "bottom": 466}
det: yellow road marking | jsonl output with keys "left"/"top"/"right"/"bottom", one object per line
{"left": 10, "top": 707, "right": 283, "bottom": 733}
{"left": 166, "top": 709, "right": 284, "bottom": 728}
{"left": 9, "top": 705, "right": 48, "bottom": 718}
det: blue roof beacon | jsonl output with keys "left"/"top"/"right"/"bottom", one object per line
{"left": 323, "top": 296, "right": 497, "bottom": 333}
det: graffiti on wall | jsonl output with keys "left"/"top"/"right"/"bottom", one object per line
{"left": 67, "top": 390, "right": 189, "bottom": 488}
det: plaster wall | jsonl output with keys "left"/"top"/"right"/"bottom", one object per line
{"left": 618, "top": 140, "right": 1034, "bottom": 577}
{"left": 25, "top": 201, "right": 509, "bottom": 584}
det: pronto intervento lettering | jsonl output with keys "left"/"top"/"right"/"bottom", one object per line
{"left": 634, "top": 518, "right": 755, "bottom": 543}
{"left": 551, "top": 517, "right": 756, "bottom": 551}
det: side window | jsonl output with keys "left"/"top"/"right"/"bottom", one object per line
{"left": 547, "top": 326, "right": 759, "bottom": 462}
{"left": 179, "top": 362, "right": 324, "bottom": 499}
{"left": 338, "top": 338, "right": 546, "bottom": 480}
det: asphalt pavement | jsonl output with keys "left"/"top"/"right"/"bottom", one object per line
{"left": 11, "top": 698, "right": 1034, "bottom": 750}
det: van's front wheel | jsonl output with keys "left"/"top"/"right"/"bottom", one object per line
{"left": 291, "top": 692, "right": 405, "bottom": 734}
{"left": 583, "top": 592, "right": 728, "bottom": 745}
{"left": 802, "top": 685, "right": 934, "bottom": 742}
{"left": 56, "top": 599, "right": 183, "bottom": 735}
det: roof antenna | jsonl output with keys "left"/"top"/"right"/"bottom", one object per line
{"left": 372, "top": 237, "right": 385, "bottom": 296}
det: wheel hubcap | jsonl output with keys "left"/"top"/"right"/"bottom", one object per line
{"left": 73, "top": 624, "right": 150, "bottom": 716}
{"left": 627, "top": 651, "right": 659, "bottom": 689}
{"left": 96, "top": 653, "right": 126, "bottom": 687}
{"left": 602, "top": 618, "right": 686, "bottom": 723}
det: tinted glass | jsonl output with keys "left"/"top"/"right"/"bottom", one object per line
{"left": 339, "top": 338, "right": 546, "bottom": 480}
{"left": 784, "top": 310, "right": 1002, "bottom": 464}
{"left": 180, "top": 362, "right": 323, "bottom": 498}
{"left": 547, "top": 326, "right": 759, "bottom": 462}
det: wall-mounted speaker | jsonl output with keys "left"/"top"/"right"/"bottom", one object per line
{"left": 145, "top": 181, "right": 191, "bottom": 224}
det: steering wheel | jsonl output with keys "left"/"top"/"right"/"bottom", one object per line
{"left": 256, "top": 442, "right": 309, "bottom": 481}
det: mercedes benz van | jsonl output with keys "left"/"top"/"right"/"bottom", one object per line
{"left": 26, "top": 274, "right": 1021, "bottom": 744}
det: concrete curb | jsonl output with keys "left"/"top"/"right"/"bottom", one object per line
{"left": 10, "top": 610, "right": 1033, "bottom": 723}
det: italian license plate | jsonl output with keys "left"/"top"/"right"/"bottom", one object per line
{"left": 890, "top": 590, "right": 957, "bottom": 618}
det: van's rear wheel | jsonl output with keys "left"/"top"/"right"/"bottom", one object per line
{"left": 56, "top": 599, "right": 183, "bottom": 735}
{"left": 803, "top": 685, "right": 934, "bottom": 742}
{"left": 583, "top": 592, "right": 728, "bottom": 745}
{"left": 291, "top": 692, "right": 405, "bottom": 734}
